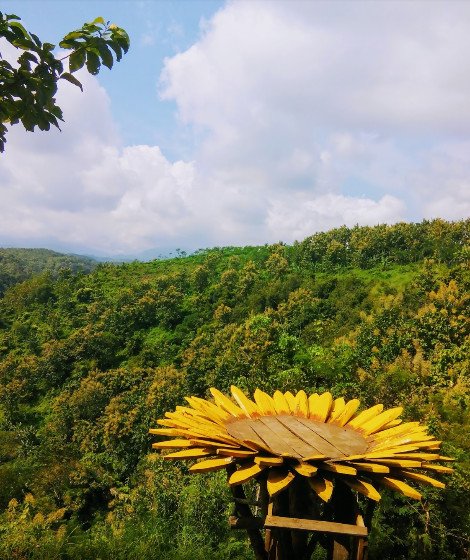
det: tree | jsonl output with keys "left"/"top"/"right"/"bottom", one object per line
{"left": 0, "top": 12, "right": 130, "bottom": 152}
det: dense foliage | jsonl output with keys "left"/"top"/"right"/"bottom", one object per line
{"left": 0, "top": 219, "right": 468, "bottom": 559}
{"left": 0, "top": 248, "right": 97, "bottom": 296}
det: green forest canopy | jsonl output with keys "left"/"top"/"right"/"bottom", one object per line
{"left": 0, "top": 218, "right": 468, "bottom": 560}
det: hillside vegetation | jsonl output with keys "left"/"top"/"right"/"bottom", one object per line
{"left": 0, "top": 248, "right": 97, "bottom": 296}
{"left": 0, "top": 219, "right": 468, "bottom": 560}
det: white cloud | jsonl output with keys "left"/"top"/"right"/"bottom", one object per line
{"left": 267, "top": 194, "right": 406, "bottom": 242}
{"left": 0, "top": 72, "right": 197, "bottom": 255}
{"left": 161, "top": 0, "right": 470, "bottom": 228}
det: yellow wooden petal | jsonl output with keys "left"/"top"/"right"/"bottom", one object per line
{"left": 267, "top": 468, "right": 295, "bottom": 497}
{"left": 339, "top": 454, "right": 366, "bottom": 462}
{"left": 149, "top": 428, "right": 180, "bottom": 436}
{"left": 372, "top": 433, "right": 433, "bottom": 450}
{"left": 328, "top": 397, "right": 346, "bottom": 423}
{"left": 157, "top": 419, "right": 183, "bottom": 428}
{"left": 152, "top": 439, "right": 193, "bottom": 449}
{"left": 380, "top": 419, "right": 402, "bottom": 430}
{"left": 164, "top": 448, "right": 213, "bottom": 459}
{"left": 183, "top": 427, "right": 240, "bottom": 446}
{"left": 400, "top": 470, "right": 445, "bottom": 488}
{"left": 392, "top": 453, "right": 440, "bottom": 461}
{"left": 315, "top": 392, "right": 333, "bottom": 422}
{"left": 189, "top": 438, "right": 239, "bottom": 449}
{"left": 369, "top": 422, "right": 420, "bottom": 441}
{"left": 255, "top": 456, "right": 284, "bottom": 466}
{"left": 373, "top": 459, "right": 422, "bottom": 468}
{"left": 437, "top": 456, "right": 455, "bottom": 461}
{"left": 344, "top": 479, "right": 381, "bottom": 501}
{"left": 349, "top": 461, "right": 390, "bottom": 474}
{"left": 295, "top": 390, "right": 309, "bottom": 418}
{"left": 185, "top": 397, "right": 230, "bottom": 423}
{"left": 166, "top": 412, "right": 221, "bottom": 431}
{"left": 303, "top": 453, "right": 328, "bottom": 462}
{"left": 229, "top": 462, "right": 265, "bottom": 485}
{"left": 176, "top": 405, "right": 201, "bottom": 415}
{"left": 230, "top": 385, "right": 259, "bottom": 417}
{"left": 335, "top": 399, "right": 361, "bottom": 427}
{"left": 193, "top": 397, "right": 232, "bottom": 422}
{"left": 284, "top": 391, "right": 296, "bottom": 413}
{"left": 273, "top": 390, "right": 290, "bottom": 415}
{"left": 379, "top": 477, "right": 422, "bottom": 500}
{"left": 293, "top": 462, "right": 318, "bottom": 477}
{"left": 363, "top": 446, "right": 419, "bottom": 459}
{"left": 210, "top": 387, "right": 246, "bottom": 417}
{"left": 254, "top": 389, "right": 277, "bottom": 415}
{"left": 320, "top": 463, "right": 357, "bottom": 476}
{"left": 412, "top": 440, "right": 442, "bottom": 449}
{"left": 164, "top": 412, "right": 218, "bottom": 432}
{"left": 307, "top": 393, "right": 320, "bottom": 419}
{"left": 360, "top": 407, "right": 403, "bottom": 436}
{"left": 189, "top": 457, "right": 233, "bottom": 473}
{"left": 308, "top": 477, "right": 333, "bottom": 502}
{"left": 217, "top": 448, "right": 257, "bottom": 458}
{"left": 347, "top": 404, "right": 384, "bottom": 429}
{"left": 168, "top": 420, "right": 227, "bottom": 440}
{"left": 420, "top": 463, "right": 453, "bottom": 474}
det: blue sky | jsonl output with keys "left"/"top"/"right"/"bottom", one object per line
{"left": 1, "top": 1, "right": 469, "bottom": 257}
{"left": 2, "top": 0, "right": 223, "bottom": 156}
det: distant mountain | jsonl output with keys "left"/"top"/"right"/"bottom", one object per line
{"left": 0, "top": 248, "right": 98, "bottom": 295}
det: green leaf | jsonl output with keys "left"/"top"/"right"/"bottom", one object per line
{"left": 85, "top": 50, "right": 100, "bottom": 75}
{"left": 12, "top": 37, "right": 35, "bottom": 50}
{"left": 61, "top": 31, "right": 86, "bottom": 42}
{"left": 97, "top": 43, "right": 113, "bottom": 69}
{"left": 18, "top": 51, "right": 38, "bottom": 67}
{"left": 69, "top": 48, "right": 86, "bottom": 73}
{"left": 58, "top": 39, "right": 80, "bottom": 50}
{"left": 91, "top": 16, "right": 105, "bottom": 25}
{"left": 9, "top": 21, "right": 29, "bottom": 38}
{"left": 60, "top": 72, "right": 83, "bottom": 91}
{"left": 107, "top": 41, "right": 122, "bottom": 62}
{"left": 29, "top": 32, "right": 42, "bottom": 47}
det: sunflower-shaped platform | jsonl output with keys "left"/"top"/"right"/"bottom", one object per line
{"left": 150, "top": 386, "right": 453, "bottom": 503}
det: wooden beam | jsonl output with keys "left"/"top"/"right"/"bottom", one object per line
{"left": 229, "top": 515, "right": 263, "bottom": 530}
{"left": 264, "top": 515, "right": 368, "bottom": 537}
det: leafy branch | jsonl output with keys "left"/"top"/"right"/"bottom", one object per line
{"left": 0, "top": 13, "right": 130, "bottom": 152}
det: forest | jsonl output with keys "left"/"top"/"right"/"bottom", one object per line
{"left": 0, "top": 218, "right": 468, "bottom": 560}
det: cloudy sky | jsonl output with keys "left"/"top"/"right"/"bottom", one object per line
{"left": 1, "top": 0, "right": 470, "bottom": 257}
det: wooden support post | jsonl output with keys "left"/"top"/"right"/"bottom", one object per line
{"left": 227, "top": 464, "right": 268, "bottom": 560}
{"left": 326, "top": 481, "right": 360, "bottom": 560}
{"left": 229, "top": 474, "right": 370, "bottom": 560}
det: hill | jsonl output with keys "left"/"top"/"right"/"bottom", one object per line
{"left": 0, "top": 248, "right": 98, "bottom": 295}
{"left": 0, "top": 219, "right": 468, "bottom": 560}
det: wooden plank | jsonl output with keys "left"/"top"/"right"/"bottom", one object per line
{"left": 257, "top": 416, "right": 317, "bottom": 458}
{"left": 295, "top": 417, "right": 368, "bottom": 457}
{"left": 229, "top": 515, "right": 264, "bottom": 530}
{"left": 280, "top": 416, "right": 345, "bottom": 458}
{"left": 264, "top": 515, "right": 368, "bottom": 537}
{"left": 225, "top": 418, "right": 271, "bottom": 450}
{"left": 247, "top": 417, "right": 303, "bottom": 458}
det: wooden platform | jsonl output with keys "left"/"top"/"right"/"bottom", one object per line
{"left": 226, "top": 415, "right": 368, "bottom": 459}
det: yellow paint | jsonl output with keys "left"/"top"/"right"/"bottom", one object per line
{"left": 267, "top": 468, "right": 295, "bottom": 497}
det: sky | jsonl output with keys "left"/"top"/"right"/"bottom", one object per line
{"left": 1, "top": 0, "right": 470, "bottom": 257}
